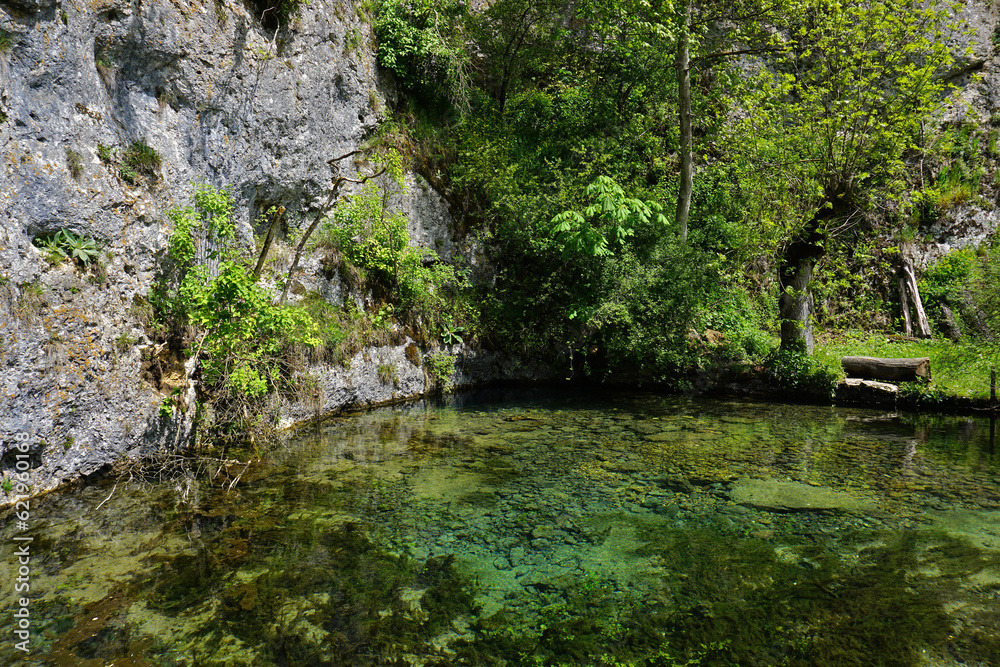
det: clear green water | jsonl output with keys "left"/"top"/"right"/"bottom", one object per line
{"left": 3, "top": 389, "right": 1000, "bottom": 666}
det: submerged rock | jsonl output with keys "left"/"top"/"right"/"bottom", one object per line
{"left": 730, "top": 478, "right": 877, "bottom": 513}
{"left": 925, "top": 509, "right": 1000, "bottom": 552}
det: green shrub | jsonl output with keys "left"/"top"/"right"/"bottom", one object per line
{"left": 920, "top": 249, "right": 975, "bottom": 304}
{"left": 763, "top": 348, "right": 841, "bottom": 397}
{"left": 0, "top": 28, "right": 15, "bottom": 52}
{"left": 920, "top": 245, "right": 1000, "bottom": 339}
{"left": 299, "top": 291, "right": 361, "bottom": 366}
{"left": 374, "top": 0, "right": 471, "bottom": 111}
{"left": 97, "top": 143, "right": 116, "bottom": 163}
{"left": 154, "top": 184, "right": 320, "bottom": 441}
{"left": 320, "top": 160, "right": 470, "bottom": 341}
{"left": 695, "top": 286, "right": 776, "bottom": 365}
{"left": 425, "top": 351, "right": 456, "bottom": 391}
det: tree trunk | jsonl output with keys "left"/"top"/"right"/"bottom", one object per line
{"left": 779, "top": 255, "right": 815, "bottom": 354}
{"left": 279, "top": 201, "right": 334, "bottom": 305}
{"left": 277, "top": 150, "right": 376, "bottom": 305}
{"left": 675, "top": 0, "right": 693, "bottom": 242}
{"left": 778, "top": 209, "right": 831, "bottom": 354}
{"left": 253, "top": 206, "right": 285, "bottom": 280}
{"left": 842, "top": 356, "right": 931, "bottom": 382}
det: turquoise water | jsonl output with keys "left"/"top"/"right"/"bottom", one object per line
{"left": 2, "top": 389, "right": 999, "bottom": 666}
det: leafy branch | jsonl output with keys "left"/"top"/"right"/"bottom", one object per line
{"left": 278, "top": 149, "right": 403, "bottom": 305}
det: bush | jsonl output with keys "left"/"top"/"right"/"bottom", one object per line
{"left": 920, "top": 244, "right": 1000, "bottom": 340}
{"left": 695, "top": 286, "right": 776, "bottom": 365}
{"left": 319, "top": 164, "right": 471, "bottom": 341}
{"left": 97, "top": 143, "right": 115, "bottom": 163}
{"left": 763, "top": 348, "right": 841, "bottom": 397}
{"left": 374, "top": 0, "right": 471, "bottom": 111}
{"left": 154, "top": 184, "right": 320, "bottom": 442}
{"left": 424, "top": 351, "right": 456, "bottom": 391}
{"left": 0, "top": 28, "right": 15, "bottom": 52}
{"left": 920, "top": 248, "right": 976, "bottom": 307}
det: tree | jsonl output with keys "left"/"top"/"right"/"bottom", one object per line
{"left": 737, "top": 0, "right": 960, "bottom": 352}
{"left": 374, "top": 0, "right": 473, "bottom": 112}
{"left": 550, "top": 175, "right": 668, "bottom": 257}
{"left": 157, "top": 184, "right": 320, "bottom": 443}
{"left": 468, "top": 0, "right": 564, "bottom": 114}
{"left": 673, "top": 0, "right": 788, "bottom": 240}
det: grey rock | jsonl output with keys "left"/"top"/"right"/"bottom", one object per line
{"left": 654, "top": 475, "right": 697, "bottom": 494}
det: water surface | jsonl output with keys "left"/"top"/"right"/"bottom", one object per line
{"left": 2, "top": 389, "right": 999, "bottom": 665}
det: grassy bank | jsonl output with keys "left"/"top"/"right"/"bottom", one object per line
{"left": 815, "top": 331, "right": 1000, "bottom": 402}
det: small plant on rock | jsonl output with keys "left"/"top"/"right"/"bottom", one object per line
{"left": 36, "top": 234, "right": 68, "bottom": 265}
{"left": 0, "top": 28, "right": 15, "bottom": 53}
{"left": 115, "top": 331, "right": 138, "bottom": 352}
{"left": 66, "top": 148, "right": 84, "bottom": 179}
{"left": 120, "top": 139, "right": 162, "bottom": 185}
{"left": 34, "top": 230, "right": 100, "bottom": 266}
{"left": 61, "top": 230, "right": 100, "bottom": 265}
{"left": 440, "top": 314, "right": 464, "bottom": 345}
{"left": 97, "top": 143, "right": 116, "bottom": 163}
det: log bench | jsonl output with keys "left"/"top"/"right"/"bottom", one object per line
{"left": 841, "top": 356, "right": 931, "bottom": 382}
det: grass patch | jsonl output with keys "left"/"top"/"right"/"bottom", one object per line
{"left": 377, "top": 362, "right": 398, "bottom": 386}
{"left": 97, "top": 143, "right": 115, "bottom": 163}
{"left": 120, "top": 139, "right": 162, "bottom": 185}
{"left": 816, "top": 331, "right": 1000, "bottom": 399}
{"left": 299, "top": 292, "right": 362, "bottom": 366}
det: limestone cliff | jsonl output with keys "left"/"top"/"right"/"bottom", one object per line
{"left": 0, "top": 0, "right": 524, "bottom": 505}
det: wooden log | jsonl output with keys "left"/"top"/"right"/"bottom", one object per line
{"left": 899, "top": 261, "right": 932, "bottom": 338}
{"left": 841, "top": 356, "right": 931, "bottom": 382}
{"left": 899, "top": 274, "right": 912, "bottom": 336}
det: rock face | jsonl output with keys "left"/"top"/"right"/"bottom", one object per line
{"left": 915, "top": 1, "right": 1000, "bottom": 266}
{"left": 0, "top": 0, "right": 515, "bottom": 506}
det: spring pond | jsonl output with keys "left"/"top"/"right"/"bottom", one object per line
{"left": 2, "top": 388, "right": 1000, "bottom": 666}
